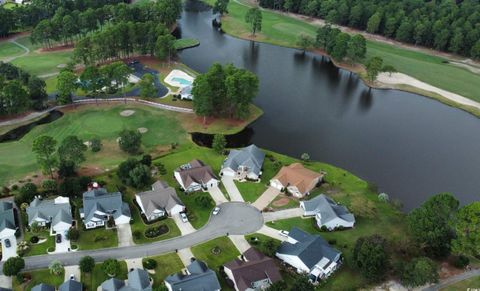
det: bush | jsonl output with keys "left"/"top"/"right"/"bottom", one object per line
{"left": 91, "top": 138, "right": 102, "bottom": 152}
{"left": 29, "top": 236, "right": 39, "bottom": 244}
{"left": 133, "top": 230, "right": 141, "bottom": 240}
{"left": 79, "top": 256, "right": 95, "bottom": 273}
{"left": 401, "top": 257, "right": 439, "bottom": 287}
{"left": 143, "top": 258, "right": 157, "bottom": 270}
{"left": 144, "top": 225, "right": 169, "bottom": 238}
{"left": 66, "top": 228, "right": 80, "bottom": 241}
{"left": 11, "top": 185, "right": 18, "bottom": 191}
{"left": 15, "top": 273, "right": 24, "bottom": 284}
{"left": 42, "top": 179, "right": 57, "bottom": 194}
{"left": 328, "top": 239, "right": 337, "bottom": 245}
{"left": 3, "top": 257, "right": 25, "bottom": 276}
{"left": 141, "top": 154, "right": 152, "bottom": 166}
{"left": 118, "top": 129, "right": 142, "bottom": 154}
{"left": 451, "top": 255, "right": 470, "bottom": 269}
{"left": 102, "top": 259, "right": 120, "bottom": 277}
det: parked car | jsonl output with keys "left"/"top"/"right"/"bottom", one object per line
{"left": 4, "top": 239, "right": 11, "bottom": 248}
{"left": 56, "top": 234, "right": 62, "bottom": 243}
{"left": 278, "top": 230, "right": 289, "bottom": 237}
{"left": 212, "top": 206, "right": 221, "bottom": 215}
{"left": 180, "top": 212, "right": 189, "bottom": 223}
{"left": 70, "top": 274, "right": 75, "bottom": 280}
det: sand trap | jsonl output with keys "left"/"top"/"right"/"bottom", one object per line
{"left": 120, "top": 110, "right": 135, "bottom": 117}
{"left": 57, "top": 64, "right": 67, "bottom": 68}
{"left": 137, "top": 127, "right": 148, "bottom": 133}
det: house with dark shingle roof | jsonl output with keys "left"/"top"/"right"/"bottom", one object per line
{"left": 31, "top": 283, "right": 55, "bottom": 291}
{"left": 59, "top": 279, "right": 83, "bottom": 291}
{"left": 26, "top": 197, "right": 72, "bottom": 233}
{"left": 80, "top": 188, "right": 131, "bottom": 229}
{"left": 220, "top": 145, "right": 265, "bottom": 181}
{"left": 101, "top": 268, "right": 152, "bottom": 291}
{"left": 0, "top": 201, "right": 17, "bottom": 240}
{"left": 276, "top": 227, "right": 342, "bottom": 282}
{"left": 224, "top": 248, "right": 282, "bottom": 291}
{"left": 270, "top": 163, "right": 324, "bottom": 198}
{"left": 135, "top": 181, "right": 185, "bottom": 221}
{"left": 174, "top": 160, "right": 219, "bottom": 193}
{"left": 165, "top": 260, "right": 220, "bottom": 291}
{"left": 300, "top": 194, "right": 355, "bottom": 230}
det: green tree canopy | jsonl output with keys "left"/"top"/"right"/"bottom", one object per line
{"left": 102, "top": 259, "right": 120, "bottom": 277}
{"left": 118, "top": 129, "right": 142, "bottom": 154}
{"left": 212, "top": 134, "right": 227, "bottom": 154}
{"left": 79, "top": 256, "right": 95, "bottom": 273}
{"left": 245, "top": 7, "right": 262, "bottom": 36}
{"left": 32, "top": 135, "right": 58, "bottom": 178}
{"left": 138, "top": 73, "right": 157, "bottom": 98}
{"left": 56, "top": 70, "right": 77, "bottom": 104}
{"left": 452, "top": 202, "right": 480, "bottom": 257}
{"left": 353, "top": 235, "right": 388, "bottom": 282}
{"left": 213, "top": 0, "right": 229, "bottom": 15}
{"left": 401, "top": 257, "right": 438, "bottom": 287}
{"left": 366, "top": 57, "right": 383, "bottom": 82}
{"left": 3, "top": 257, "right": 25, "bottom": 277}
{"left": 58, "top": 135, "right": 88, "bottom": 168}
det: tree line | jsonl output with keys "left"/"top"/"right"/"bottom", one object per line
{"left": 259, "top": 0, "right": 480, "bottom": 59}
{"left": 0, "top": 62, "right": 47, "bottom": 116}
{"left": 30, "top": 0, "right": 182, "bottom": 48}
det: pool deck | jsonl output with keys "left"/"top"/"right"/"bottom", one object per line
{"left": 164, "top": 69, "right": 195, "bottom": 88}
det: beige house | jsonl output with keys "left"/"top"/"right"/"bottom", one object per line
{"left": 270, "top": 163, "right": 324, "bottom": 198}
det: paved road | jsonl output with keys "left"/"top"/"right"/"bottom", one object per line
{"left": 0, "top": 202, "right": 263, "bottom": 272}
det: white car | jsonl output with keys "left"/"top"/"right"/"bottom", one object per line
{"left": 212, "top": 206, "right": 220, "bottom": 215}
{"left": 278, "top": 230, "right": 289, "bottom": 237}
{"left": 180, "top": 212, "right": 189, "bottom": 223}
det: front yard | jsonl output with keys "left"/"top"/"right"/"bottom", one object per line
{"left": 22, "top": 230, "right": 55, "bottom": 256}
{"left": 13, "top": 268, "right": 64, "bottom": 291}
{"left": 143, "top": 253, "right": 184, "bottom": 288}
{"left": 81, "top": 261, "right": 128, "bottom": 291}
{"left": 77, "top": 227, "right": 118, "bottom": 250}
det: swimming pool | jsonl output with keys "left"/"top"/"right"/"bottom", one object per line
{"left": 172, "top": 77, "right": 192, "bottom": 86}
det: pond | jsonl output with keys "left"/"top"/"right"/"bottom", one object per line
{"left": 0, "top": 110, "right": 63, "bottom": 142}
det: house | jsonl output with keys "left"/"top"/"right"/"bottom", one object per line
{"left": 135, "top": 181, "right": 185, "bottom": 221}
{"left": 165, "top": 260, "right": 220, "bottom": 291}
{"left": 0, "top": 202, "right": 17, "bottom": 240}
{"left": 180, "top": 85, "right": 193, "bottom": 100}
{"left": 300, "top": 194, "right": 355, "bottom": 230}
{"left": 80, "top": 188, "right": 131, "bottom": 229}
{"left": 101, "top": 269, "right": 152, "bottom": 291}
{"left": 276, "top": 227, "right": 342, "bottom": 282}
{"left": 31, "top": 284, "right": 55, "bottom": 291}
{"left": 270, "top": 163, "right": 324, "bottom": 198}
{"left": 174, "top": 160, "right": 219, "bottom": 192}
{"left": 220, "top": 145, "right": 265, "bottom": 181}
{"left": 26, "top": 197, "right": 72, "bottom": 233}
{"left": 224, "top": 247, "right": 282, "bottom": 291}
{"left": 59, "top": 279, "right": 83, "bottom": 291}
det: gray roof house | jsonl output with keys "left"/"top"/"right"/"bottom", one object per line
{"left": 165, "top": 260, "right": 220, "bottom": 291}
{"left": 0, "top": 201, "right": 17, "bottom": 239}
{"left": 300, "top": 194, "right": 355, "bottom": 230}
{"left": 135, "top": 181, "right": 185, "bottom": 221}
{"left": 276, "top": 227, "right": 342, "bottom": 282}
{"left": 221, "top": 144, "right": 265, "bottom": 181}
{"left": 26, "top": 197, "right": 72, "bottom": 233}
{"left": 101, "top": 269, "right": 152, "bottom": 291}
{"left": 31, "top": 284, "right": 55, "bottom": 291}
{"left": 80, "top": 188, "right": 131, "bottom": 229}
{"left": 59, "top": 279, "right": 83, "bottom": 291}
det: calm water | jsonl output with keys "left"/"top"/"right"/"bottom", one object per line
{"left": 178, "top": 1, "right": 480, "bottom": 210}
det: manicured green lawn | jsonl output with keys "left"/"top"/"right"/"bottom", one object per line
{"left": 23, "top": 230, "right": 55, "bottom": 256}
{"left": 143, "top": 253, "right": 184, "bottom": 287}
{"left": 0, "top": 41, "right": 24, "bottom": 60}
{"left": 130, "top": 206, "right": 181, "bottom": 244}
{"left": 12, "top": 51, "right": 73, "bottom": 76}
{"left": 77, "top": 226, "right": 118, "bottom": 250}
{"left": 245, "top": 233, "right": 280, "bottom": 255}
{"left": 441, "top": 275, "right": 480, "bottom": 291}
{"left": 13, "top": 268, "right": 65, "bottom": 291}
{"left": 178, "top": 191, "right": 215, "bottom": 229}
{"left": 174, "top": 38, "right": 200, "bottom": 50}
{"left": 81, "top": 261, "right": 128, "bottom": 291}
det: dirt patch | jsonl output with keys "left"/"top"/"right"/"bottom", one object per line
{"left": 120, "top": 110, "right": 135, "bottom": 117}
{"left": 37, "top": 44, "right": 74, "bottom": 53}
{"left": 439, "top": 261, "right": 464, "bottom": 280}
{"left": 77, "top": 166, "right": 105, "bottom": 177}
{"left": 272, "top": 197, "right": 290, "bottom": 207}
{"left": 137, "top": 127, "right": 148, "bottom": 133}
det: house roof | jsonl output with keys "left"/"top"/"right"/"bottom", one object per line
{"left": 165, "top": 260, "right": 220, "bottom": 291}
{"left": 0, "top": 288, "right": 12, "bottom": 291}
{"left": 82, "top": 188, "right": 131, "bottom": 222}
{"left": 26, "top": 197, "right": 72, "bottom": 227}
{"left": 32, "top": 283, "right": 55, "bottom": 291}
{"left": 127, "top": 269, "right": 152, "bottom": 291}
{"left": 302, "top": 194, "right": 355, "bottom": 224}
{"left": 224, "top": 248, "right": 282, "bottom": 291}
{"left": 277, "top": 227, "right": 341, "bottom": 270}
{"left": 223, "top": 145, "right": 265, "bottom": 176}
{"left": 272, "top": 163, "right": 323, "bottom": 194}
{"left": 0, "top": 201, "right": 16, "bottom": 233}
{"left": 175, "top": 160, "right": 218, "bottom": 189}
{"left": 136, "top": 181, "right": 184, "bottom": 217}
{"left": 59, "top": 279, "right": 83, "bottom": 291}
{"left": 101, "top": 278, "right": 125, "bottom": 291}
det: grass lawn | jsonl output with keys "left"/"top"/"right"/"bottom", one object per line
{"left": 12, "top": 51, "right": 73, "bottom": 76}
{"left": 13, "top": 268, "right": 65, "bottom": 291}
{"left": 441, "top": 275, "right": 480, "bottom": 291}
{"left": 174, "top": 38, "right": 200, "bottom": 50}
{"left": 203, "top": 0, "right": 480, "bottom": 105}
{"left": 77, "top": 226, "right": 118, "bottom": 250}
{"left": 81, "top": 261, "right": 128, "bottom": 291}
{"left": 0, "top": 41, "right": 25, "bottom": 60}
{"left": 130, "top": 205, "right": 182, "bottom": 244}
{"left": 143, "top": 253, "right": 184, "bottom": 287}
{"left": 23, "top": 230, "right": 55, "bottom": 256}
{"left": 245, "top": 233, "right": 280, "bottom": 255}
{"left": 191, "top": 236, "right": 240, "bottom": 290}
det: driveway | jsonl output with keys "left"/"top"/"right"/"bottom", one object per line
{"left": 229, "top": 235, "right": 251, "bottom": 253}
{"left": 262, "top": 208, "right": 303, "bottom": 222}
{"left": 177, "top": 248, "right": 194, "bottom": 266}
{"left": 257, "top": 225, "right": 288, "bottom": 241}
{"left": 221, "top": 177, "right": 244, "bottom": 202}
{"left": 252, "top": 187, "right": 281, "bottom": 210}
{"left": 0, "top": 275, "right": 12, "bottom": 289}
{"left": 172, "top": 214, "right": 196, "bottom": 235}
{"left": 125, "top": 258, "right": 143, "bottom": 271}
{"left": 64, "top": 265, "right": 80, "bottom": 281}
{"left": 117, "top": 224, "right": 134, "bottom": 247}
{"left": 208, "top": 186, "right": 228, "bottom": 204}
{"left": 10, "top": 202, "right": 263, "bottom": 272}
{"left": 1, "top": 236, "right": 17, "bottom": 261}
{"left": 54, "top": 233, "right": 71, "bottom": 253}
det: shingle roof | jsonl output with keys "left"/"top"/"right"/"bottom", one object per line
{"left": 277, "top": 227, "right": 341, "bottom": 269}
{"left": 59, "top": 279, "right": 83, "bottom": 291}
{"left": 127, "top": 269, "right": 152, "bottom": 291}
{"left": 165, "top": 260, "right": 220, "bottom": 291}
{"left": 101, "top": 278, "right": 125, "bottom": 291}
{"left": 26, "top": 197, "right": 72, "bottom": 227}
{"left": 175, "top": 160, "right": 218, "bottom": 189}
{"left": 272, "top": 163, "right": 323, "bottom": 194}
{"left": 224, "top": 248, "right": 282, "bottom": 291}
{"left": 136, "top": 181, "right": 184, "bottom": 217}
{"left": 82, "top": 188, "right": 130, "bottom": 222}
{"left": 0, "top": 201, "right": 15, "bottom": 233}
{"left": 302, "top": 194, "right": 355, "bottom": 224}
{"left": 31, "top": 283, "right": 55, "bottom": 291}
{"left": 223, "top": 145, "right": 265, "bottom": 176}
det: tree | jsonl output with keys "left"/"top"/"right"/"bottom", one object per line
{"left": 212, "top": 134, "right": 226, "bottom": 154}
{"left": 102, "top": 259, "right": 120, "bottom": 277}
{"left": 58, "top": 159, "right": 76, "bottom": 178}
{"left": 118, "top": 129, "right": 142, "bottom": 154}
{"left": 245, "top": 7, "right": 262, "bottom": 36}
{"left": 191, "top": 74, "right": 214, "bottom": 124}
{"left": 20, "top": 183, "right": 38, "bottom": 202}
{"left": 366, "top": 12, "right": 382, "bottom": 34}
{"left": 3, "top": 257, "right": 25, "bottom": 276}
{"left": 90, "top": 138, "right": 102, "bottom": 152}
{"left": 1, "top": 81, "right": 30, "bottom": 115}
{"left": 300, "top": 153, "right": 310, "bottom": 162}
{"left": 30, "top": 221, "right": 42, "bottom": 233}
{"left": 452, "top": 202, "right": 480, "bottom": 257}
{"left": 32, "top": 135, "right": 57, "bottom": 178}
{"left": 155, "top": 34, "right": 176, "bottom": 61}
{"left": 382, "top": 65, "right": 397, "bottom": 77}
{"left": 346, "top": 34, "right": 367, "bottom": 63}
{"left": 296, "top": 34, "right": 315, "bottom": 52}
{"left": 66, "top": 228, "right": 80, "bottom": 241}
{"left": 353, "top": 235, "right": 388, "bottom": 282}
{"left": 27, "top": 77, "right": 47, "bottom": 110}
{"left": 56, "top": 70, "right": 77, "bottom": 104}
{"left": 128, "top": 164, "right": 151, "bottom": 189}
{"left": 331, "top": 32, "right": 350, "bottom": 61}
{"left": 213, "top": 0, "right": 229, "bottom": 15}
{"left": 401, "top": 257, "right": 438, "bottom": 287}
{"left": 79, "top": 256, "right": 95, "bottom": 273}
{"left": 290, "top": 274, "right": 314, "bottom": 290}
{"left": 42, "top": 179, "right": 57, "bottom": 193}
{"left": 138, "top": 73, "right": 157, "bottom": 98}
{"left": 79, "top": 66, "right": 104, "bottom": 97}
{"left": 407, "top": 193, "right": 459, "bottom": 257}
{"left": 58, "top": 135, "right": 87, "bottom": 168}
{"left": 366, "top": 57, "right": 383, "bottom": 82}
{"left": 49, "top": 260, "right": 64, "bottom": 275}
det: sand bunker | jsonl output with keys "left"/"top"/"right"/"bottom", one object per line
{"left": 137, "top": 127, "right": 148, "bottom": 133}
{"left": 120, "top": 110, "right": 135, "bottom": 117}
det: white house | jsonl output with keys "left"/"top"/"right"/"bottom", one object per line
{"left": 80, "top": 188, "right": 131, "bottom": 229}
{"left": 135, "top": 181, "right": 185, "bottom": 221}
{"left": 174, "top": 160, "right": 219, "bottom": 192}
{"left": 26, "top": 197, "right": 73, "bottom": 233}
{"left": 180, "top": 85, "right": 193, "bottom": 100}
{"left": 300, "top": 194, "right": 355, "bottom": 230}
{"left": 220, "top": 144, "right": 265, "bottom": 181}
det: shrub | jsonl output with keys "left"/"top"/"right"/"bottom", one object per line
{"left": 143, "top": 258, "right": 157, "bottom": 270}
{"left": 451, "top": 255, "right": 470, "bottom": 269}
{"left": 66, "top": 228, "right": 80, "bottom": 241}
{"left": 102, "top": 259, "right": 120, "bottom": 277}
{"left": 42, "top": 179, "right": 57, "bottom": 194}
{"left": 133, "top": 230, "right": 141, "bottom": 240}
{"left": 401, "top": 257, "right": 439, "bottom": 287}
{"left": 118, "top": 129, "right": 142, "bottom": 154}
{"left": 79, "top": 256, "right": 95, "bottom": 273}
{"left": 11, "top": 185, "right": 18, "bottom": 191}
{"left": 91, "top": 138, "right": 102, "bottom": 152}
{"left": 15, "top": 273, "right": 24, "bottom": 284}
{"left": 212, "top": 134, "right": 226, "bottom": 154}
{"left": 3, "top": 257, "right": 25, "bottom": 276}
{"left": 144, "top": 225, "right": 169, "bottom": 238}
{"left": 141, "top": 154, "right": 152, "bottom": 166}
{"left": 29, "top": 236, "right": 39, "bottom": 244}
{"left": 328, "top": 239, "right": 337, "bottom": 245}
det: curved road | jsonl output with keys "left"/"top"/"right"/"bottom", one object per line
{"left": 0, "top": 202, "right": 263, "bottom": 271}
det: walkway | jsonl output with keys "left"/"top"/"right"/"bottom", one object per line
{"left": 262, "top": 208, "right": 303, "bottom": 222}
{"left": 229, "top": 235, "right": 251, "bottom": 253}
{"left": 256, "top": 225, "right": 288, "bottom": 241}
{"left": 177, "top": 248, "right": 194, "bottom": 266}
{"left": 423, "top": 268, "right": 480, "bottom": 291}
{"left": 221, "top": 177, "right": 244, "bottom": 202}
{"left": 208, "top": 186, "right": 228, "bottom": 205}
{"left": 252, "top": 187, "right": 281, "bottom": 210}
{"left": 2, "top": 37, "right": 30, "bottom": 63}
